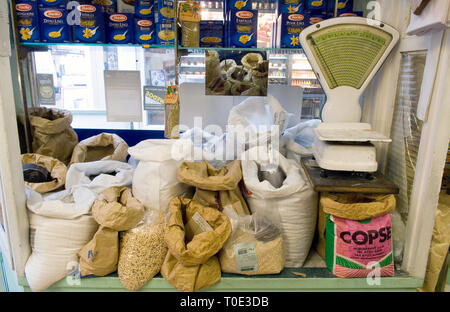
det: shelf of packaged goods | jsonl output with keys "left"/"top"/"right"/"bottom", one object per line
{"left": 20, "top": 42, "right": 175, "bottom": 49}
{"left": 16, "top": 269, "right": 423, "bottom": 292}
{"left": 269, "top": 76, "right": 287, "bottom": 79}
{"left": 178, "top": 46, "right": 303, "bottom": 54}
{"left": 292, "top": 77, "right": 318, "bottom": 80}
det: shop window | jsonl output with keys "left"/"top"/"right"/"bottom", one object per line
{"left": 31, "top": 46, "right": 175, "bottom": 130}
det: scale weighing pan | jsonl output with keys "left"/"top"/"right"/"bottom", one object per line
{"left": 299, "top": 17, "right": 400, "bottom": 173}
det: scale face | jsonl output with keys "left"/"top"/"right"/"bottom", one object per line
{"left": 299, "top": 17, "right": 400, "bottom": 172}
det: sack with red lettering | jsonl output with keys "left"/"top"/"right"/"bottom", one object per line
{"left": 325, "top": 213, "right": 395, "bottom": 278}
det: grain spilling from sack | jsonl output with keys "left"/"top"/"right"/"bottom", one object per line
{"left": 117, "top": 222, "right": 168, "bottom": 291}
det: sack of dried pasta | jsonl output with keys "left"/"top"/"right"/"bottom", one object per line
{"left": 117, "top": 211, "right": 168, "bottom": 291}
{"left": 219, "top": 207, "right": 285, "bottom": 275}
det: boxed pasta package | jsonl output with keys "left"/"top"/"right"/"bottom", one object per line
{"left": 38, "top": 0, "right": 67, "bottom": 8}
{"left": 200, "top": 21, "right": 224, "bottom": 48}
{"left": 106, "top": 13, "right": 134, "bottom": 44}
{"left": 275, "top": 12, "right": 309, "bottom": 48}
{"left": 306, "top": 0, "right": 327, "bottom": 11}
{"left": 228, "top": 9, "right": 258, "bottom": 48}
{"left": 156, "top": 21, "right": 175, "bottom": 45}
{"left": 91, "top": 0, "right": 117, "bottom": 14}
{"left": 15, "top": 0, "right": 40, "bottom": 43}
{"left": 135, "top": 18, "right": 156, "bottom": 44}
{"left": 135, "top": 0, "right": 154, "bottom": 18}
{"left": 38, "top": 6, "right": 71, "bottom": 43}
{"left": 277, "top": 0, "right": 305, "bottom": 14}
{"left": 72, "top": 3, "right": 106, "bottom": 43}
{"left": 156, "top": 0, "right": 175, "bottom": 23}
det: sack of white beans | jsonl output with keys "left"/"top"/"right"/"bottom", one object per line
{"left": 241, "top": 146, "right": 318, "bottom": 268}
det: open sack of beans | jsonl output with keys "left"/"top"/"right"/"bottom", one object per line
{"left": 177, "top": 160, "right": 250, "bottom": 216}
{"left": 25, "top": 107, "right": 78, "bottom": 164}
{"left": 78, "top": 186, "right": 144, "bottom": 277}
{"left": 22, "top": 153, "right": 67, "bottom": 193}
{"left": 241, "top": 146, "right": 318, "bottom": 268}
{"left": 316, "top": 193, "right": 396, "bottom": 278}
{"left": 161, "top": 197, "right": 232, "bottom": 292}
{"left": 219, "top": 207, "right": 285, "bottom": 275}
{"left": 69, "top": 133, "right": 129, "bottom": 165}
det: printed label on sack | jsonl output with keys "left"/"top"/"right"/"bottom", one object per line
{"left": 234, "top": 242, "right": 258, "bottom": 272}
{"left": 191, "top": 212, "right": 213, "bottom": 232}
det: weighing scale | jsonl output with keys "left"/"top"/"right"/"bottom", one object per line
{"left": 299, "top": 17, "right": 400, "bottom": 173}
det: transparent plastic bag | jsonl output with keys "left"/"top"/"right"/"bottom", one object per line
{"left": 117, "top": 210, "right": 168, "bottom": 291}
{"left": 219, "top": 207, "right": 285, "bottom": 275}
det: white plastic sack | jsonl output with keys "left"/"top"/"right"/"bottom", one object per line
{"left": 65, "top": 160, "right": 134, "bottom": 194}
{"left": 25, "top": 187, "right": 96, "bottom": 220}
{"left": 281, "top": 119, "right": 321, "bottom": 163}
{"left": 25, "top": 212, "right": 98, "bottom": 292}
{"left": 228, "top": 96, "right": 292, "bottom": 152}
{"left": 128, "top": 139, "right": 193, "bottom": 212}
{"left": 242, "top": 146, "right": 318, "bottom": 267}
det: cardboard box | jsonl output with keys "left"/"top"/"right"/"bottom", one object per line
{"left": 276, "top": 12, "right": 309, "bottom": 48}
{"left": 135, "top": 18, "right": 156, "bottom": 44}
{"left": 15, "top": 0, "right": 40, "bottom": 43}
{"left": 306, "top": 0, "right": 327, "bottom": 12}
{"left": 135, "top": 0, "right": 154, "bottom": 18}
{"left": 156, "top": 0, "right": 175, "bottom": 23}
{"left": 72, "top": 3, "right": 105, "bottom": 43}
{"left": 277, "top": 0, "right": 305, "bottom": 14}
{"left": 200, "top": 21, "right": 224, "bottom": 47}
{"left": 228, "top": 9, "right": 258, "bottom": 48}
{"left": 156, "top": 21, "right": 175, "bottom": 45}
{"left": 106, "top": 12, "right": 134, "bottom": 43}
{"left": 38, "top": 0, "right": 67, "bottom": 8}
{"left": 38, "top": 6, "right": 71, "bottom": 42}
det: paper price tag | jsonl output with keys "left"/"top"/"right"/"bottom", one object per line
{"left": 234, "top": 242, "right": 258, "bottom": 273}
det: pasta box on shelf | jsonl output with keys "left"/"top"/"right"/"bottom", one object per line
{"left": 90, "top": 0, "right": 118, "bottom": 14}
{"left": 228, "top": 9, "right": 258, "bottom": 48}
{"left": 135, "top": 0, "right": 154, "bottom": 18}
{"left": 38, "top": 6, "right": 71, "bottom": 43}
{"left": 199, "top": 21, "right": 224, "bottom": 48}
{"left": 306, "top": 0, "right": 327, "bottom": 11}
{"left": 117, "top": 0, "right": 135, "bottom": 13}
{"left": 328, "top": 0, "right": 353, "bottom": 13}
{"left": 72, "top": 3, "right": 105, "bottom": 43}
{"left": 106, "top": 12, "right": 134, "bottom": 44}
{"left": 225, "top": 0, "right": 253, "bottom": 12}
{"left": 277, "top": 0, "right": 305, "bottom": 14}
{"left": 156, "top": 0, "right": 175, "bottom": 23}
{"left": 15, "top": 0, "right": 40, "bottom": 43}
{"left": 38, "top": 0, "right": 67, "bottom": 8}
{"left": 135, "top": 18, "right": 156, "bottom": 44}
{"left": 156, "top": 21, "right": 175, "bottom": 45}
{"left": 275, "top": 12, "right": 309, "bottom": 48}
{"left": 338, "top": 11, "right": 363, "bottom": 17}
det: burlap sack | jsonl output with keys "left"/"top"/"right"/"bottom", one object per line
{"left": 21, "top": 153, "right": 67, "bottom": 193}
{"left": 78, "top": 186, "right": 144, "bottom": 277}
{"left": 420, "top": 192, "right": 450, "bottom": 292}
{"left": 27, "top": 107, "right": 78, "bottom": 164}
{"left": 316, "top": 193, "right": 396, "bottom": 259}
{"left": 161, "top": 197, "right": 232, "bottom": 292}
{"left": 177, "top": 160, "right": 250, "bottom": 216}
{"left": 69, "top": 133, "right": 129, "bottom": 165}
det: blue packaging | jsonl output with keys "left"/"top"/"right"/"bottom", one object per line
{"left": 106, "top": 13, "right": 134, "bottom": 44}
{"left": 199, "top": 21, "right": 223, "bottom": 47}
{"left": 306, "top": 10, "right": 326, "bottom": 24}
{"left": 135, "top": 18, "right": 156, "bottom": 44}
{"left": 338, "top": 11, "right": 363, "bottom": 17}
{"left": 135, "top": 0, "right": 154, "bottom": 18}
{"left": 228, "top": 9, "right": 257, "bottom": 48}
{"left": 276, "top": 12, "right": 309, "bottom": 48}
{"left": 306, "top": 0, "right": 327, "bottom": 11}
{"left": 156, "top": 0, "right": 175, "bottom": 23}
{"left": 38, "top": 0, "right": 66, "bottom": 8}
{"left": 72, "top": 3, "right": 105, "bottom": 43}
{"left": 156, "top": 21, "right": 175, "bottom": 45}
{"left": 15, "top": 0, "right": 40, "bottom": 43}
{"left": 38, "top": 7, "right": 71, "bottom": 42}
{"left": 278, "top": 0, "right": 305, "bottom": 14}
{"left": 328, "top": 0, "right": 353, "bottom": 13}
{"left": 89, "top": 0, "right": 117, "bottom": 14}
{"left": 225, "top": 0, "right": 253, "bottom": 12}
